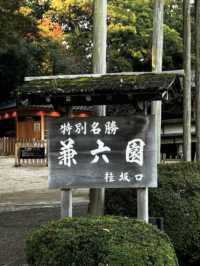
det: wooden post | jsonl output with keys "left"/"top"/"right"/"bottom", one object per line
{"left": 61, "top": 107, "right": 73, "bottom": 218}
{"left": 139, "top": 0, "right": 164, "bottom": 224}
{"left": 195, "top": 0, "right": 200, "bottom": 160}
{"left": 137, "top": 188, "right": 149, "bottom": 223}
{"left": 93, "top": 0, "right": 107, "bottom": 74}
{"left": 151, "top": 0, "right": 164, "bottom": 164}
{"left": 61, "top": 189, "right": 72, "bottom": 218}
{"left": 15, "top": 142, "right": 20, "bottom": 166}
{"left": 88, "top": 0, "right": 107, "bottom": 216}
{"left": 137, "top": 103, "right": 149, "bottom": 223}
{"left": 15, "top": 111, "right": 19, "bottom": 140}
{"left": 183, "top": 0, "right": 192, "bottom": 161}
{"left": 40, "top": 113, "right": 45, "bottom": 141}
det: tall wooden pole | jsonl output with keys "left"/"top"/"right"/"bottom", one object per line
{"left": 137, "top": 104, "right": 149, "bottom": 223}
{"left": 93, "top": 0, "right": 107, "bottom": 74}
{"left": 138, "top": 0, "right": 163, "bottom": 223}
{"left": 151, "top": 0, "right": 164, "bottom": 164}
{"left": 195, "top": 0, "right": 200, "bottom": 160}
{"left": 60, "top": 107, "right": 73, "bottom": 218}
{"left": 183, "top": 0, "right": 192, "bottom": 161}
{"left": 88, "top": 0, "right": 107, "bottom": 216}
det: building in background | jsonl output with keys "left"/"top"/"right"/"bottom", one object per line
{"left": 161, "top": 72, "right": 196, "bottom": 160}
{"left": 0, "top": 100, "right": 60, "bottom": 140}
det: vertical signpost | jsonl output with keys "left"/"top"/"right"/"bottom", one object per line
{"left": 151, "top": 0, "right": 164, "bottom": 164}
{"left": 60, "top": 108, "right": 73, "bottom": 218}
{"left": 61, "top": 188, "right": 72, "bottom": 218}
{"left": 89, "top": 0, "right": 107, "bottom": 215}
{"left": 48, "top": 115, "right": 157, "bottom": 218}
{"left": 47, "top": 0, "right": 161, "bottom": 221}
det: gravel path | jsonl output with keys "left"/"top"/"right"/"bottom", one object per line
{"left": 0, "top": 156, "right": 88, "bottom": 207}
{"left": 0, "top": 157, "right": 48, "bottom": 194}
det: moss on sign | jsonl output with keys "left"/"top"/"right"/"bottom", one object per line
{"left": 17, "top": 72, "right": 181, "bottom": 98}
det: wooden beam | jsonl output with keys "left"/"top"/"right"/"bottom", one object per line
{"left": 195, "top": 0, "right": 200, "bottom": 160}
{"left": 183, "top": 0, "right": 191, "bottom": 161}
{"left": 88, "top": 0, "right": 107, "bottom": 216}
{"left": 137, "top": 188, "right": 149, "bottom": 223}
{"left": 61, "top": 189, "right": 72, "bottom": 218}
{"left": 24, "top": 70, "right": 184, "bottom": 82}
{"left": 15, "top": 111, "right": 19, "bottom": 140}
{"left": 151, "top": 0, "right": 164, "bottom": 164}
{"left": 93, "top": 0, "right": 107, "bottom": 74}
{"left": 40, "top": 113, "right": 45, "bottom": 141}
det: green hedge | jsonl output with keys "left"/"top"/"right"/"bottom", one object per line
{"left": 105, "top": 162, "right": 200, "bottom": 266}
{"left": 26, "top": 216, "right": 178, "bottom": 266}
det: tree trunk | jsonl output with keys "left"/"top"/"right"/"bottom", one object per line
{"left": 183, "top": 0, "right": 191, "bottom": 161}
{"left": 88, "top": 0, "right": 107, "bottom": 216}
{"left": 196, "top": 0, "right": 200, "bottom": 160}
{"left": 151, "top": 0, "right": 164, "bottom": 164}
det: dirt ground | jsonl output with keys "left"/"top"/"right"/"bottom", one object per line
{"left": 0, "top": 156, "right": 88, "bottom": 207}
{"left": 0, "top": 156, "right": 89, "bottom": 266}
{"left": 0, "top": 157, "right": 48, "bottom": 194}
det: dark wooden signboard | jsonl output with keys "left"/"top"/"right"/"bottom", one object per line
{"left": 48, "top": 115, "right": 157, "bottom": 189}
{"left": 20, "top": 147, "right": 45, "bottom": 159}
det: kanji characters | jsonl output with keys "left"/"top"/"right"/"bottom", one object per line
{"left": 105, "top": 121, "right": 119, "bottom": 135}
{"left": 105, "top": 172, "right": 143, "bottom": 183}
{"left": 59, "top": 120, "right": 120, "bottom": 136}
{"left": 74, "top": 122, "right": 87, "bottom": 135}
{"left": 90, "top": 139, "right": 111, "bottom": 163}
{"left": 58, "top": 138, "right": 77, "bottom": 167}
{"left": 126, "top": 138, "right": 145, "bottom": 166}
{"left": 90, "top": 122, "right": 101, "bottom": 135}
{"left": 119, "top": 172, "right": 130, "bottom": 182}
{"left": 105, "top": 172, "right": 115, "bottom": 183}
{"left": 135, "top": 174, "right": 144, "bottom": 181}
{"left": 57, "top": 119, "right": 147, "bottom": 185}
{"left": 60, "top": 122, "right": 73, "bottom": 136}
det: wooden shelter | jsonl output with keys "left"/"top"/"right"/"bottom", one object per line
{"left": 0, "top": 71, "right": 183, "bottom": 158}
{"left": 17, "top": 72, "right": 181, "bottom": 107}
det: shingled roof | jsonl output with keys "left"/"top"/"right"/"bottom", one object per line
{"left": 16, "top": 71, "right": 184, "bottom": 106}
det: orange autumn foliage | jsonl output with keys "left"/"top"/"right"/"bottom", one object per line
{"left": 38, "top": 17, "right": 64, "bottom": 41}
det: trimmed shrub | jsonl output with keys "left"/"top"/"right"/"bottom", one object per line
{"left": 105, "top": 162, "right": 200, "bottom": 266}
{"left": 26, "top": 216, "right": 178, "bottom": 266}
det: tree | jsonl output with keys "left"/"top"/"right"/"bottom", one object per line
{"left": 42, "top": 0, "right": 184, "bottom": 74}
{"left": 0, "top": 0, "right": 68, "bottom": 99}
{"left": 0, "top": 0, "right": 37, "bottom": 100}
{"left": 0, "top": 0, "right": 186, "bottom": 101}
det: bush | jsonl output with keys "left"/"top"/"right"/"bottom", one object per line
{"left": 26, "top": 216, "right": 178, "bottom": 266}
{"left": 105, "top": 162, "right": 200, "bottom": 266}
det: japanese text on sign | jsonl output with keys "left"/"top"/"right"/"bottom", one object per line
{"left": 60, "top": 121, "right": 119, "bottom": 136}
{"left": 48, "top": 116, "right": 157, "bottom": 189}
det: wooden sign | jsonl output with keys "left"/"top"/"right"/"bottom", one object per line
{"left": 48, "top": 115, "right": 157, "bottom": 189}
{"left": 20, "top": 147, "right": 45, "bottom": 159}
